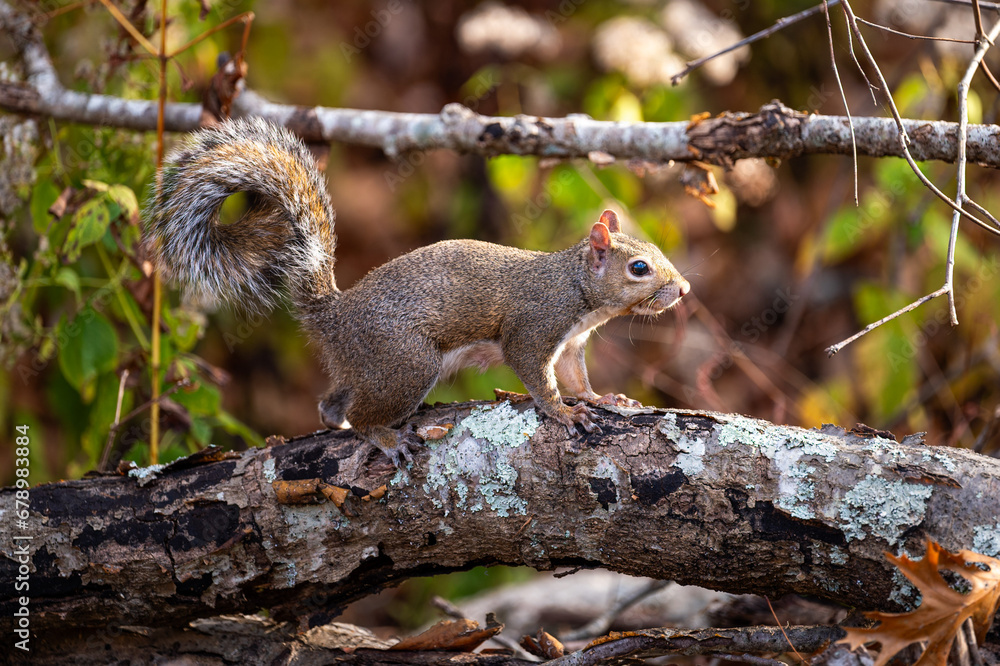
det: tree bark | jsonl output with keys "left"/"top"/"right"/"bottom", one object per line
{"left": 3, "top": 400, "right": 1000, "bottom": 642}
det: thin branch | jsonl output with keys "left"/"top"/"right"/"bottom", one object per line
{"left": 671, "top": 0, "right": 842, "bottom": 85}
{"left": 856, "top": 17, "right": 975, "bottom": 43}
{"left": 99, "top": 368, "right": 130, "bottom": 472}
{"left": 167, "top": 11, "right": 254, "bottom": 58}
{"left": 980, "top": 60, "right": 1000, "bottom": 95}
{"left": 946, "top": 8, "right": 1000, "bottom": 324}
{"left": 932, "top": 0, "right": 1000, "bottom": 9}
{"left": 842, "top": 8, "right": 879, "bottom": 104}
{"left": 826, "top": 286, "right": 949, "bottom": 356}
{"left": 823, "top": 0, "right": 858, "bottom": 205}
{"left": 104, "top": 377, "right": 191, "bottom": 447}
{"left": 840, "top": 1, "right": 1000, "bottom": 235}
{"left": 96, "top": 0, "right": 157, "bottom": 56}
{"left": 974, "top": 0, "right": 988, "bottom": 38}
{"left": 560, "top": 579, "right": 671, "bottom": 642}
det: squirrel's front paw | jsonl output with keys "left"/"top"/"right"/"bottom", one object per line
{"left": 595, "top": 393, "right": 642, "bottom": 409}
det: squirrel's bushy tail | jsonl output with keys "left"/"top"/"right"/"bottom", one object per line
{"left": 144, "top": 118, "right": 337, "bottom": 316}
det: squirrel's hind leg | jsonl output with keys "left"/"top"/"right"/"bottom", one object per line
{"left": 346, "top": 341, "right": 442, "bottom": 467}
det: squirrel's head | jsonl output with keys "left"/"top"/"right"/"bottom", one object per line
{"left": 586, "top": 210, "right": 690, "bottom": 316}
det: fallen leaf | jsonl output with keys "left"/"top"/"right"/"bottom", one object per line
{"left": 839, "top": 540, "right": 1000, "bottom": 666}
{"left": 391, "top": 618, "right": 503, "bottom": 652}
{"left": 521, "top": 629, "right": 564, "bottom": 659}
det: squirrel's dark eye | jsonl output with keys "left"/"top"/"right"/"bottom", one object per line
{"left": 629, "top": 261, "right": 649, "bottom": 277}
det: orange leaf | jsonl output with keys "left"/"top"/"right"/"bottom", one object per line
{"left": 391, "top": 618, "right": 503, "bottom": 652}
{"left": 839, "top": 540, "right": 1000, "bottom": 666}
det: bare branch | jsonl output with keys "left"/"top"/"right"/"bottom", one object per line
{"left": 670, "top": 0, "right": 842, "bottom": 85}
{"left": 945, "top": 8, "right": 1000, "bottom": 324}
{"left": 855, "top": 17, "right": 975, "bottom": 43}
{"left": 823, "top": 0, "right": 858, "bottom": 205}
{"left": 825, "top": 285, "right": 949, "bottom": 356}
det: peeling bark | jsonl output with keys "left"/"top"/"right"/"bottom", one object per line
{"left": 3, "top": 402, "right": 1000, "bottom": 646}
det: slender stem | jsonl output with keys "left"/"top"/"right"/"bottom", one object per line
{"left": 823, "top": 0, "right": 857, "bottom": 205}
{"left": 826, "top": 286, "right": 949, "bottom": 356}
{"left": 150, "top": 0, "right": 168, "bottom": 465}
{"left": 855, "top": 17, "right": 975, "bottom": 43}
{"left": 96, "top": 0, "right": 158, "bottom": 56}
{"left": 671, "top": 0, "right": 842, "bottom": 85}
{"left": 167, "top": 11, "right": 254, "bottom": 57}
{"left": 99, "top": 368, "right": 129, "bottom": 472}
{"left": 945, "top": 6, "right": 1000, "bottom": 324}
{"left": 841, "top": 0, "right": 1000, "bottom": 236}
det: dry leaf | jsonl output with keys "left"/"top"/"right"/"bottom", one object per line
{"left": 521, "top": 629, "right": 564, "bottom": 659}
{"left": 391, "top": 618, "right": 503, "bottom": 652}
{"left": 839, "top": 540, "right": 1000, "bottom": 666}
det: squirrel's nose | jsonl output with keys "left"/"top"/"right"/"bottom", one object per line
{"left": 677, "top": 277, "right": 691, "bottom": 296}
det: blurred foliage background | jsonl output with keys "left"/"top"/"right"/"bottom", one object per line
{"left": 4, "top": 0, "right": 1000, "bottom": 632}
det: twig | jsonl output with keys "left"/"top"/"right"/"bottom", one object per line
{"left": 842, "top": 9, "right": 879, "bottom": 104}
{"left": 840, "top": 0, "right": 1000, "bottom": 235}
{"left": 670, "top": 0, "right": 842, "bottom": 85}
{"left": 101, "top": 378, "right": 192, "bottom": 464}
{"left": 99, "top": 368, "right": 130, "bottom": 472}
{"left": 964, "top": 617, "right": 985, "bottom": 666}
{"left": 932, "top": 0, "right": 1000, "bottom": 8}
{"left": 855, "top": 17, "right": 975, "bottom": 43}
{"left": 765, "top": 596, "right": 805, "bottom": 664}
{"left": 824, "top": 1, "right": 1000, "bottom": 356}
{"left": 560, "top": 580, "right": 670, "bottom": 642}
{"left": 823, "top": 0, "right": 858, "bottom": 205}
{"left": 825, "top": 286, "right": 949, "bottom": 356}
{"left": 945, "top": 4, "right": 1000, "bottom": 324}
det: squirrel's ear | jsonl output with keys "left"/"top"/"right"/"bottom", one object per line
{"left": 599, "top": 210, "right": 621, "bottom": 233}
{"left": 589, "top": 222, "right": 611, "bottom": 274}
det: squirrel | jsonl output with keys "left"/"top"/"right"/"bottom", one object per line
{"left": 145, "top": 118, "right": 691, "bottom": 466}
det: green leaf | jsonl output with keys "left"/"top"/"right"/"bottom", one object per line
{"left": 31, "top": 180, "right": 60, "bottom": 234}
{"left": 57, "top": 309, "right": 119, "bottom": 399}
{"left": 189, "top": 417, "right": 212, "bottom": 446}
{"left": 107, "top": 185, "right": 139, "bottom": 222}
{"left": 172, "top": 382, "right": 221, "bottom": 417}
{"left": 65, "top": 198, "right": 111, "bottom": 261}
{"left": 54, "top": 267, "right": 82, "bottom": 304}
{"left": 82, "top": 178, "right": 109, "bottom": 192}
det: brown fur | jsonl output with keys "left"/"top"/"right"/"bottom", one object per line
{"left": 146, "top": 119, "right": 690, "bottom": 467}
